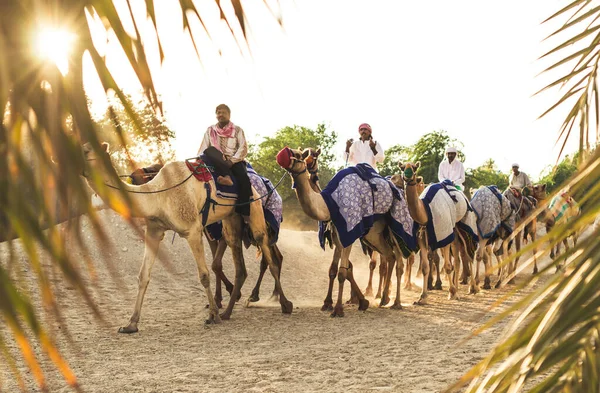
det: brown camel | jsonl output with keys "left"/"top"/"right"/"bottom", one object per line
{"left": 303, "top": 148, "right": 394, "bottom": 307}
{"left": 503, "top": 186, "right": 539, "bottom": 275}
{"left": 82, "top": 143, "right": 292, "bottom": 333}
{"left": 277, "top": 147, "right": 406, "bottom": 316}
{"left": 400, "top": 161, "right": 479, "bottom": 303}
{"left": 534, "top": 186, "right": 581, "bottom": 266}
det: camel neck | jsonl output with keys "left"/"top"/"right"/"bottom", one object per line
{"left": 405, "top": 183, "right": 428, "bottom": 225}
{"left": 292, "top": 171, "right": 330, "bottom": 221}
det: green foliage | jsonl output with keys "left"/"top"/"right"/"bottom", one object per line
{"left": 96, "top": 95, "right": 176, "bottom": 173}
{"left": 464, "top": 159, "right": 509, "bottom": 195}
{"left": 538, "top": 155, "right": 578, "bottom": 194}
{"left": 378, "top": 144, "right": 410, "bottom": 177}
{"left": 380, "top": 130, "right": 464, "bottom": 182}
{"left": 247, "top": 123, "right": 338, "bottom": 202}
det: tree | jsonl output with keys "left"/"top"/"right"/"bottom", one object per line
{"left": 379, "top": 130, "right": 464, "bottom": 182}
{"left": 247, "top": 123, "right": 338, "bottom": 202}
{"left": 247, "top": 123, "right": 338, "bottom": 230}
{"left": 96, "top": 95, "right": 176, "bottom": 173}
{"left": 463, "top": 159, "right": 509, "bottom": 195}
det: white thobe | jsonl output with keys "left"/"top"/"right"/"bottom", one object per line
{"left": 438, "top": 159, "right": 465, "bottom": 187}
{"left": 344, "top": 140, "right": 385, "bottom": 170}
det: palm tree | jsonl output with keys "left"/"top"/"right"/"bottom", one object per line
{"left": 0, "top": 1, "right": 279, "bottom": 390}
{"left": 447, "top": 1, "right": 600, "bottom": 391}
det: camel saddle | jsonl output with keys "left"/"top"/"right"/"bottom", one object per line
{"left": 129, "top": 163, "right": 164, "bottom": 185}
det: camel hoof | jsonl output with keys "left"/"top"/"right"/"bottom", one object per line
{"left": 205, "top": 314, "right": 221, "bottom": 325}
{"left": 460, "top": 278, "right": 468, "bottom": 285}
{"left": 321, "top": 302, "right": 333, "bottom": 312}
{"left": 281, "top": 300, "right": 293, "bottom": 314}
{"left": 375, "top": 293, "right": 382, "bottom": 300}
{"left": 434, "top": 282, "right": 443, "bottom": 290}
{"left": 414, "top": 297, "right": 428, "bottom": 306}
{"left": 532, "top": 267, "right": 538, "bottom": 275}
{"left": 494, "top": 280, "right": 502, "bottom": 289}
{"left": 247, "top": 294, "right": 260, "bottom": 303}
{"left": 219, "top": 312, "right": 231, "bottom": 321}
{"left": 118, "top": 326, "right": 138, "bottom": 334}
{"left": 448, "top": 293, "right": 459, "bottom": 300}
{"left": 391, "top": 301, "right": 403, "bottom": 310}
{"left": 469, "top": 286, "right": 479, "bottom": 295}
{"left": 358, "top": 299, "right": 369, "bottom": 311}
{"left": 330, "top": 305, "right": 344, "bottom": 318}
{"left": 379, "top": 295, "right": 390, "bottom": 307}
{"left": 482, "top": 283, "right": 491, "bottom": 290}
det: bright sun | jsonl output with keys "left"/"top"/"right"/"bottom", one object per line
{"left": 35, "top": 27, "right": 75, "bottom": 75}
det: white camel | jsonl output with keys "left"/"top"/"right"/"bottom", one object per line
{"left": 82, "top": 142, "right": 292, "bottom": 333}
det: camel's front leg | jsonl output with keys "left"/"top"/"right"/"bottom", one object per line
{"left": 248, "top": 252, "right": 268, "bottom": 303}
{"left": 322, "top": 246, "right": 341, "bottom": 311}
{"left": 415, "top": 233, "right": 430, "bottom": 305}
{"left": 364, "top": 250, "right": 377, "bottom": 297}
{"left": 209, "top": 237, "right": 230, "bottom": 308}
{"left": 442, "top": 245, "right": 457, "bottom": 300}
{"left": 531, "top": 219, "right": 538, "bottom": 274}
{"left": 119, "top": 222, "right": 165, "bottom": 334}
{"left": 345, "top": 261, "right": 369, "bottom": 311}
{"left": 392, "top": 251, "right": 405, "bottom": 310}
{"left": 221, "top": 217, "right": 247, "bottom": 320}
{"left": 404, "top": 254, "right": 414, "bottom": 290}
{"left": 375, "top": 256, "right": 387, "bottom": 299}
{"left": 187, "top": 229, "right": 221, "bottom": 324}
{"left": 332, "top": 246, "right": 353, "bottom": 317}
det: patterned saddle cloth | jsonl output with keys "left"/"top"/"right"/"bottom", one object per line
{"left": 471, "top": 185, "right": 515, "bottom": 239}
{"left": 318, "top": 164, "right": 416, "bottom": 252}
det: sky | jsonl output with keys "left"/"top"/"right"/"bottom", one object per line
{"left": 80, "top": 0, "right": 588, "bottom": 180}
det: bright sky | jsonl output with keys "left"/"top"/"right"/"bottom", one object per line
{"left": 80, "top": 0, "right": 588, "bottom": 181}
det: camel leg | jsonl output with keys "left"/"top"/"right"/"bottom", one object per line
{"left": 345, "top": 261, "right": 369, "bottom": 311}
{"left": 209, "top": 238, "right": 230, "bottom": 309}
{"left": 404, "top": 254, "right": 414, "bottom": 290}
{"left": 531, "top": 219, "right": 538, "bottom": 274}
{"left": 365, "top": 250, "right": 377, "bottom": 297}
{"left": 460, "top": 235, "right": 478, "bottom": 295}
{"left": 415, "top": 232, "right": 430, "bottom": 305}
{"left": 332, "top": 246, "right": 353, "bottom": 317}
{"left": 220, "top": 217, "right": 247, "bottom": 320}
{"left": 119, "top": 221, "right": 165, "bottom": 334}
{"left": 249, "top": 222, "right": 293, "bottom": 315}
{"left": 248, "top": 252, "right": 268, "bottom": 303}
{"left": 513, "top": 231, "right": 522, "bottom": 275}
{"left": 365, "top": 227, "right": 397, "bottom": 307}
{"left": 322, "top": 246, "right": 341, "bottom": 311}
{"left": 375, "top": 257, "right": 387, "bottom": 299}
{"left": 187, "top": 229, "right": 221, "bottom": 325}
{"left": 432, "top": 251, "right": 442, "bottom": 290}
{"left": 391, "top": 251, "right": 405, "bottom": 310}
{"left": 442, "top": 245, "right": 457, "bottom": 300}
{"left": 482, "top": 242, "right": 492, "bottom": 290}
{"left": 269, "top": 244, "right": 284, "bottom": 301}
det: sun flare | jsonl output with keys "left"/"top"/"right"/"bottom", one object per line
{"left": 34, "top": 27, "right": 75, "bottom": 75}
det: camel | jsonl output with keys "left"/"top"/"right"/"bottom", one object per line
{"left": 534, "top": 186, "right": 581, "bottom": 265}
{"left": 470, "top": 186, "right": 515, "bottom": 289}
{"left": 303, "top": 147, "right": 403, "bottom": 308}
{"left": 399, "top": 161, "right": 479, "bottom": 303}
{"left": 82, "top": 142, "right": 293, "bottom": 333}
{"left": 277, "top": 147, "right": 411, "bottom": 316}
{"left": 503, "top": 186, "right": 539, "bottom": 275}
{"left": 129, "top": 162, "right": 285, "bottom": 308}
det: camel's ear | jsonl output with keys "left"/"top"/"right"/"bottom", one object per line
{"left": 101, "top": 142, "right": 110, "bottom": 152}
{"left": 301, "top": 148, "right": 310, "bottom": 159}
{"left": 398, "top": 162, "right": 405, "bottom": 170}
{"left": 315, "top": 147, "right": 321, "bottom": 157}
{"left": 416, "top": 176, "right": 423, "bottom": 184}
{"left": 541, "top": 184, "right": 547, "bottom": 191}
{"left": 415, "top": 161, "right": 421, "bottom": 169}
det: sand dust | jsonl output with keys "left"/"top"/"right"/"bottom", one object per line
{"left": 0, "top": 209, "right": 560, "bottom": 392}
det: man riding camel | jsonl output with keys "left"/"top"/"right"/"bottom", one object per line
{"left": 438, "top": 146, "right": 465, "bottom": 190}
{"left": 344, "top": 123, "right": 385, "bottom": 170}
{"left": 198, "top": 104, "right": 251, "bottom": 221}
{"left": 509, "top": 163, "right": 532, "bottom": 191}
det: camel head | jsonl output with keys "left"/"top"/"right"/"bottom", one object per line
{"left": 398, "top": 161, "right": 421, "bottom": 185}
{"left": 303, "top": 147, "right": 321, "bottom": 174}
{"left": 82, "top": 142, "right": 111, "bottom": 177}
{"left": 531, "top": 184, "right": 547, "bottom": 200}
{"left": 276, "top": 147, "right": 308, "bottom": 174}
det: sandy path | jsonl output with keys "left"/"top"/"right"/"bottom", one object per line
{"left": 0, "top": 210, "right": 554, "bottom": 392}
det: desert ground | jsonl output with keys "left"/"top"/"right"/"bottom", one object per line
{"left": 0, "top": 209, "right": 563, "bottom": 393}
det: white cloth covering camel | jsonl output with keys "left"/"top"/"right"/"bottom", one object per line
{"left": 82, "top": 142, "right": 292, "bottom": 333}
